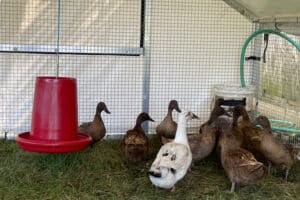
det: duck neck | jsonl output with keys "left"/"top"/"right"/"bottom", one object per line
{"left": 134, "top": 117, "right": 143, "bottom": 129}
{"left": 174, "top": 117, "right": 188, "bottom": 145}
{"left": 261, "top": 121, "right": 272, "bottom": 133}
{"left": 207, "top": 115, "right": 215, "bottom": 125}
{"left": 232, "top": 114, "right": 238, "bottom": 127}
{"left": 265, "top": 126, "right": 272, "bottom": 134}
{"left": 240, "top": 115, "right": 250, "bottom": 128}
{"left": 167, "top": 109, "right": 173, "bottom": 118}
{"left": 93, "top": 112, "right": 102, "bottom": 122}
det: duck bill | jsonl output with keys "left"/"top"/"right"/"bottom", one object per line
{"left": 104, "top": 106, "right": 111, "bottom": 114}
{"left": 175, "top": 105, "right": 181, "bottom": 113}
{"left": 208, "top": 121, "right": 216, "bottom": 128}
{"left": 224, "top": 110, "right": 232, "bottom": 117}
{"left": 148, "top": 117, "right": 155, "bottom": 122}
{"left": 192, "top": 113, "right": 199, "bottom": 119}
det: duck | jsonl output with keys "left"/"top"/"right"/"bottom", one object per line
{"left": 251, "top": 114, "right": 298, "bottom": 180}
{"left": 122, "top": 112, "right": 154, "bottom": 162}
{"left": 188, "top": 98, "right": 226, "bottom": 162}
{"left": 78, "top": 102, "right": 110, "bottom": 147}
{"left": 156, "top": 100, "right": 181, "bottom": 144}
{"left": 253, "top": 115, "right": 272, "bottom": 134}
{"left": 148, "top": 111, "right": 199, "bottom": 192}
{"left": 234, "top": 106, "right": 268, "bottom": 166}
{"left": 216, "top": 105, "right": 243, "bottom": 158}
{"left": 215, "top": 114, "right": 265, "bottom": 192}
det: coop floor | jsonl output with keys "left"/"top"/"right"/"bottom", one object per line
{"left": 0, "top": 137, "right": 299, "bottom": 200}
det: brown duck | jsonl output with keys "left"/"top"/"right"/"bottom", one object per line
{"left": 215, "top": 114, "right": 265, "bottom": 192}
{"left": 253, "top": 115, "right": 272, "bottom": 134}
{"left": 122, "top": 112, "right": 154, "bottom": 162}
{"left": 156, "top": 100, "right": 181, "bottom": 144}
{"left": 232, "top": 106, "right": 267, "bottom": 164}
{"left": 78, "top": 102, "right": 110, "bottom": 147}
{"left": 188, "top": 98, "right": 226, "bottom": 162}
{"left": 251, "top": 115, "right": 298, "bottom": 180}
{"left": 216, "top": 104, "right": 244, "bottom": 158}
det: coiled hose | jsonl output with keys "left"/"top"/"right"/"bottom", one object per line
{"left": 240, "top": 29, "right": 300, "bottom": 134}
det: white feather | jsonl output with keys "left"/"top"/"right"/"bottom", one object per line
{"left": 148, "top": 111, "right": 197, "bottom": 189}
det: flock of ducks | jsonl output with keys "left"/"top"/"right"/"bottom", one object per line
{"left": 78, "top": 100, "right": 299, "bottom": 192}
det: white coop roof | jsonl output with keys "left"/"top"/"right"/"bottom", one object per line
{"left": 224, "top": 0, "right": 300, "bottom": 35}
{"left": 224, "top": 0, "right": 300, "bottom": 22}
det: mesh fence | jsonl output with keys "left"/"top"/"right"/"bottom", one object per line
{"left": 257, "top": 32, "right": 300, "bottom": 147}
{"left": 0, "top": 0, "right": 267, "bottom": 136}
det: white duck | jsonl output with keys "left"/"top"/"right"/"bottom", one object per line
{"left": 148, "top": 111, "right": 199, "bottom": 191}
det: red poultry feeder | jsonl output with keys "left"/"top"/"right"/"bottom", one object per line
{"left": 16, "top": 76, "right": 91, "bottom": 153}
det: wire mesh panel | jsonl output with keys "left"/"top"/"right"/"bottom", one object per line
{"left": 258, "top": 34, "right": 300, "bottom": 124}
{"left": 257, "top": 33, "right": 300, "bottom": 147}
{"left": 0, "top": 0, "right": 143, "bottom": 135}
{"left": 0, "top": 0, "right": 257, "bottom": 136}
{"left": 148, "top": 0, "right": 255, "bottom": 133}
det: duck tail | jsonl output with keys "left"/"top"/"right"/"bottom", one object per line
{"left": 249, "top": 162, "right": 265, "bottom": 180}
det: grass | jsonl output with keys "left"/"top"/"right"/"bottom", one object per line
{"left": 0, "top": 136, "right": 299, "bottom": 200}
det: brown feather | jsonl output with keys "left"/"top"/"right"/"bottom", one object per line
{"left": 122, "top": 112, "right": 154, "bottom": 162}
{"left": 189, "top": 101, "right": 226, "bottom": 162}
{"left": 156, "top": 100, "right": 181, "bottom": 144}
{"left": 237, "top": 106, "right": 297, "bottom": 180}
{"left": 215, "top": 109, "right": 265, "bottom": 191}
{"left": 78, "top": 102, "right": 110, "bottom": 146}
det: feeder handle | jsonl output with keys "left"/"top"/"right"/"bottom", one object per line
{"left": 221, "top": 98, "right": 246, "bottom": 107}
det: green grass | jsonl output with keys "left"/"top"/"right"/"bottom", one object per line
{"left": 0, "top": 136, "right": 299, "bottom": 200}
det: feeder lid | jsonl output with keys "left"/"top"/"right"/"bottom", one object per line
{"left": 16, "top": 132, "right": 92, "bottom": 153}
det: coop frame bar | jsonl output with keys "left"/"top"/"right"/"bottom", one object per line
{"left": 0, "top": 0, "right": 146, "bottom": 56}
{"left": 141, "top": 0, "right": 152, "bottom": 133}
{"left": 0, "top": 44, "right": 144, "bottom": 56}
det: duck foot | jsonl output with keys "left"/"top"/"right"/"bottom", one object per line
{"left": 230, "top": 182, "right": 236, "bottom": 193}
{"left": 284, "top": 169, "right": 289, "bottom": 182}
{"left": 267, "top": 161, "right": 272, "bottom": 175}
{"left": 170, "top": 186, "right": 176, "bottom": 193}
{"left": 188, "top": 162, "right": 198, "bottom": 174}
{"left": 90, "top": 143, "right": 94, "bottom": 149}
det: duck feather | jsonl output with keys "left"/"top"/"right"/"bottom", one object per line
{"left": 149, "top": 111, "right": 198, "bottom": 190}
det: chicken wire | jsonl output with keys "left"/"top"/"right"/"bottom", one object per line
{"left": 0, "top": 0, "right": 257, "bottom": 137}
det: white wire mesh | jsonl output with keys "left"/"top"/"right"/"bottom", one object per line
{"left": 0, "top": 0, "right": 257, "bottom": 136}
{"left": 257, "top": 32, "right": 300, "bottom": 147}
{"left": 148, "top": 0, "right": 255, "bottom": 133}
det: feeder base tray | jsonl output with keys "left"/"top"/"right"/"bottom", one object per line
{"left": 16, "top": 132, "right": 92, "bottom": 153}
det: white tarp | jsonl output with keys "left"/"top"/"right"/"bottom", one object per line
{"left": 0, "top": 0, "right": 255, "bottom": 136}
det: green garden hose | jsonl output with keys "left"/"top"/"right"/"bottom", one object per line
{"left": 240, "top": 29, "right": 300, "bottom": 87}
{"left": 269, "top": 119, "right": 300, "bottom": 134}
{"left": 240, "top": 29, "right": 300, "bottom": 134}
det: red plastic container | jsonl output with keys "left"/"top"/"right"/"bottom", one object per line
{"left": 16, "top": 77, "right": 91, "bottom": 153}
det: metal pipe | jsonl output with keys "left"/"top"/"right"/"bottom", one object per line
{"left": 0, "top": 132, "right": 17, "bottom": 140}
